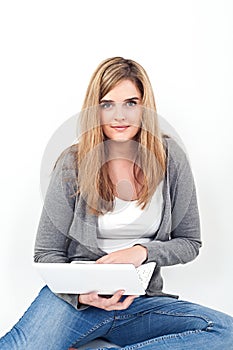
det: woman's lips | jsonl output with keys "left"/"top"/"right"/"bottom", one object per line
{"left": 110, "top": 125, "right": 129, "bottom": 131}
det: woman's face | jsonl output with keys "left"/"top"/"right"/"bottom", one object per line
{"left": 99, "top": 79, "right": 142, "bottom": 142}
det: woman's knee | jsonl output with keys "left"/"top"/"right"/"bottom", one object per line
{"left": 176, "top": 300, "right": 233, "bottom": 345}
{"left": 201, "top": 307, "right": 233, "bottom": 347}
{"left": 0, "top": 286, "right": 77, "bottom": 349}
{"left": 213, "top": 311, "right": 233, "bottom": 343}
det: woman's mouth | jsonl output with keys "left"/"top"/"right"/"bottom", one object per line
{"left": 110, "top": 125, "right": 129, "bottom": 131}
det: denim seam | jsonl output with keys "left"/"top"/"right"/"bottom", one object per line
{"left": 113, "top": 310, "right": 214, "bottom": 332}
{"left": 114, "top": 313, "right": 143, "bottom": 320}
{"left": 151, "top": 309, "right": 214, "bottom": 329}
{"left": 104, "top": 329, "right": 206, "bottom": 350}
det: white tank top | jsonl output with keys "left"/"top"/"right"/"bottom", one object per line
{"left": 97, "top": 181, "right": 164, "bottom": 253}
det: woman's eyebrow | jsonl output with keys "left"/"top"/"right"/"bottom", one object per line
{"left": 100, "top": 97, "right": 140, "bottom": 103}
{"left": 124, "top": 97, "right": 140, "bottom": 102}
{"left": 99, "top": 99, "right": 114, "bottom": 103}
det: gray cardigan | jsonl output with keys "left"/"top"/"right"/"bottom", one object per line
{"left": 34, "top": 137, "right": 202, "bottom": 309}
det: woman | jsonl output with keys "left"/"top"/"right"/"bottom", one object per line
{"left": 1, "top": 57, "right": 232, "bottom": 349}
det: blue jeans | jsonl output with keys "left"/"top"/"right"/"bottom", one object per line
{"left": 0, "top": 286, "right": 233, "bottom": 349}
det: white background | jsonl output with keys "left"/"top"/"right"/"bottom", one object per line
{"left": 0, "top": 0, "right": 233, "bottom": 336}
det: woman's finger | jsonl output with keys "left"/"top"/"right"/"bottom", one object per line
{"left": 105, "top": 295, "right": 138, "bottom": 311}
{"left": 79, "top": 290, "right": 138, "bottom": 311}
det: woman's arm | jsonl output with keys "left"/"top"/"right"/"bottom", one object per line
{"left": 34, "top": 148, "right": 76, "bottom": 262}
{"left": 34, "top": 147, "right": 80, "bottom": 308}
{"left": 142, "top": 139, "right": 202, "bottom": 267}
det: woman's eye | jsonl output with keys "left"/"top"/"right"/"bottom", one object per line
{"left": 100, "top": 102, "right": 113, "bottom": 109}
{"left": 126, "top": 101, "right": 137, "bottom": 107}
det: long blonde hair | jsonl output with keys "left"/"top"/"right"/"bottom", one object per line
{"left": 67, "top": 57, "right": 166, "bottom": 215}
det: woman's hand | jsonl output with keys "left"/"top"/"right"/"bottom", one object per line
{"left": 95, "top": 245, "right": 148, "bottom": 267}
{"left": 78, "top": 246, "right": 147, "bottom": 310}
{"left": 78, "top": 290, "right": 137, "bottom": 311}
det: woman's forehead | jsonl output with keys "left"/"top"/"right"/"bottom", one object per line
{"left": 101, "top": 80, "right": 142, "bottom": 102}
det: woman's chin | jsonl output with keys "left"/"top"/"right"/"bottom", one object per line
{"left": 110, "top": 137, "right": 132, "bottom": 143}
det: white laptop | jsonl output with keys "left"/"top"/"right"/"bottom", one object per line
{"left": 34, "top": 261, "right": 156, "bottom": 295}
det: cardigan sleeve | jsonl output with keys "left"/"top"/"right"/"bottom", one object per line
{"left": 142, "top": 138, "right": 202, "bottom": 267}
{"left": 34, "top": 146, "right": 82, "bottom": 309}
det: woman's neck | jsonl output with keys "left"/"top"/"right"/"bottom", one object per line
{"left": 104, "top": 139, "right": 138, "bottom": 162}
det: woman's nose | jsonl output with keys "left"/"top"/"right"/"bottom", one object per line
{"left": 114, "top": 114, "right": 125, "bottom": 121}
{"left": 114, "top": 103, "right": 125, "bottom": 120}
